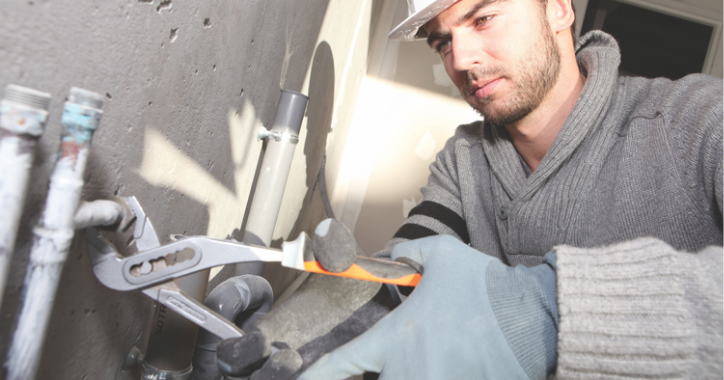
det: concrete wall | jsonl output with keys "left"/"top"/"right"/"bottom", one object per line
{"left": 0, "top": 0, "right": 375, "bottom": 378}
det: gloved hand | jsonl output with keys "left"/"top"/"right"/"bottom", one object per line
{"left": 215, "top": 274, "right": 397, "bottom": 378}
{"left": 299, "top": 235, "right": 559, "bottom": 380}
{"left": 216, "top": 219, "right": 399, "bottom": 379}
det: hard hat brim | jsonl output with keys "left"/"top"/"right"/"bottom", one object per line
{"left": 388, "top": 0, "right": 460, "bottom": 41}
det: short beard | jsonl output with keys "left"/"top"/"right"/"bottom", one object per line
{"left": 462, "top": 15, "right": 561, "bottom": 127}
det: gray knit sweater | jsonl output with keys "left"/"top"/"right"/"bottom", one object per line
{"left": 378, "top": 31, "right": 723, "bottom": 378}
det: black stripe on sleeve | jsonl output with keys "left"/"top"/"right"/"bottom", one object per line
{"left": 392, "top": 224, "right": 438, "bottom": 241}
{"left": 406, "top": 201, "right": 470, "bottom": 244}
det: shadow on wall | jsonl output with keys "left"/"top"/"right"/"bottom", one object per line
{"left": 266, "top": 40, "right": 336, "bottom": 299}
{"left": 124, "top": 0, "right": 335, "bottom": 242}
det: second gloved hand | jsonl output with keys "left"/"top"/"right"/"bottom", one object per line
{"left": 299, "top": 235, "right": 559, "bottom": 380}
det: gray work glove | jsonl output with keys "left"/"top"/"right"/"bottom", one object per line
{"left": 216, "top": 219, "right": 400, "bottom": 379}
{"left": 215, "top": 275, "right": 396, "bottom": 378}
{"left": 299, "top": 235, "right": 559, "bottom": 380}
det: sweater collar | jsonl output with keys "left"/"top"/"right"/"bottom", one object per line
{"left": 482, "top": 31, "right": 622, "bottom": 201}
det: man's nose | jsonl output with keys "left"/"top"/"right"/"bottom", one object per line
{"left": 451, "top": 35, "right": 481, "bottom": 72}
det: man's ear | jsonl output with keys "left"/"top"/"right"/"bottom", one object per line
{"left": 547, "top": 0, "right": 575, "bottom": 34}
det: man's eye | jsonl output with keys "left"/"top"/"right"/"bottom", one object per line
{"left": 475, "top": 15, "right": 494, "bottom": 27}
{"left": 435, "top": 40, "right": 452, "bottom": 56}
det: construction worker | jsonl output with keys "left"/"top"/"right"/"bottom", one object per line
{"left": 220, "top": 0, "right": 723, "bottom": 378}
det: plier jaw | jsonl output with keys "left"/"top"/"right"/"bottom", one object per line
{"left": 85, "top": 196, "right": 290, "bottom": 341}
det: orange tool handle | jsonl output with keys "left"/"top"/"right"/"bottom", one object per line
{"left": 303, "top": 260, "right": 421, "bottom": 287}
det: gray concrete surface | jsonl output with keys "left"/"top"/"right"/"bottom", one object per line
{"left": 0, "top": 0, "right": 375, "bottom": 378}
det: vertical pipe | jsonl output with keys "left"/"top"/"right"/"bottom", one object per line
{"left": 0, "top": 85, "right": 51, "bottom": 309}
{"left": 236, "top": 89, "right": 308, "bottom": 276}
{"left": 141, "top": 89, "right": 307, "bottom": 378}
{"left": 141, "top": 270, "right": 208, "bottom": 380}
{"left": 5, "top": 87, "right": 103, "bottom": 380}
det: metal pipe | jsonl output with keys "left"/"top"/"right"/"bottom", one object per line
{"left": 138, "top": 223, "right": 208, "bottom": 380}
{"left": 191, "top": 275, "right": 273, "bottom": 380}
{"left": 5, "top": 87, "right": 103, "bottom": 380}
{"left": 236, "top": 89, "right": 309, "bottom": 276}
{"left": 141, "top": 270, "right": 209, "bottom": 380}
{"left": 111, "top": 197, "right": 204, "bottom": 380}
{"left": 0, "top": 85, "right": 51, "bottom": 310}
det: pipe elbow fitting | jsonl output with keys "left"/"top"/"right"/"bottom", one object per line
{"left": 196, "top": 275, "right": 273, "bottom": 351}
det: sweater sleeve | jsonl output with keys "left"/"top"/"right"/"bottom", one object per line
{"left": 554, "top": 237, "right": 723, "bottom": 379}
{"left": 662, "top": 74, "right": 723, "bottom": 224}
{"left": 374, "top": 130, "right": 470, "bottom": 259}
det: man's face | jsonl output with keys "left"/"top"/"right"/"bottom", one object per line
{"left": 426, "top": 0, "right": 561, "bottom": 126}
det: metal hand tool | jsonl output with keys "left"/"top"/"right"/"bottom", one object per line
{"left": 86, "top": 197, "right": 421, "bottom": 341}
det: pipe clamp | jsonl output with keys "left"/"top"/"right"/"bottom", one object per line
{"left": 257, "top": 126, "right": 299, "bottom": 144}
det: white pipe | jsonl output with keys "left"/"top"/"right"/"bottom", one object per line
{"left": 0, "top": 85, "right": 51, "bottom": 310}
{"left": 139, "top": 90, "right": 308, "bottom": 378}
{"left": 235, "top": 89, "right": 308, "bottom": 276}
{"left": 73, "top": 199, "right": 125, "bottom": 230}
{"left": 5, "top": 87, "right": 104, "bottom": 380}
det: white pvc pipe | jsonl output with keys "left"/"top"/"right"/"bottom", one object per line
{"left": 140, "top": 90, "right": 308, "bottom": 378}
{"left": 0, "top": 85, "right": 51, "bottom": 310}
{"left": 5, "top": 87, "right": 104, "bottom": 380}
{"left": 235, "top": 89, "right": 308, "bottom": 276}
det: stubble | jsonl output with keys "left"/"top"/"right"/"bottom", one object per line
{"left": 463, "top": 13, "right": 561, "bottom": 127}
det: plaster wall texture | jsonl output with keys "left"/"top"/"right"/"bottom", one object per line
{"left": 0, "top": 0, "right": 374, "bottom": 378}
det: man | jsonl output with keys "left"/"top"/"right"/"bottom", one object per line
{"left": 220, "top": 0, "right": 723, "bottom": 378}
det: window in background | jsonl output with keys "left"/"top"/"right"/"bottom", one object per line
{"left": 581, "top": 0, "right": 722, "bottom": 79}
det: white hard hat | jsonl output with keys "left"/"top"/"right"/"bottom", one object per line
{"left": 388, "top": 0, "right": 460, "bottom": 41}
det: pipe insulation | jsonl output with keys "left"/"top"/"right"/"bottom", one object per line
{"left": 236, "top": 89, "right": 309, "bottom": 276}
{"left": 5, "top": 87, "right": 103, "bottom": 380}
{"left": 0, "top": 85, "right": 51, "bottom": 310}
{"left": 191, "top": 275, "right": 273, "bottom": 380}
